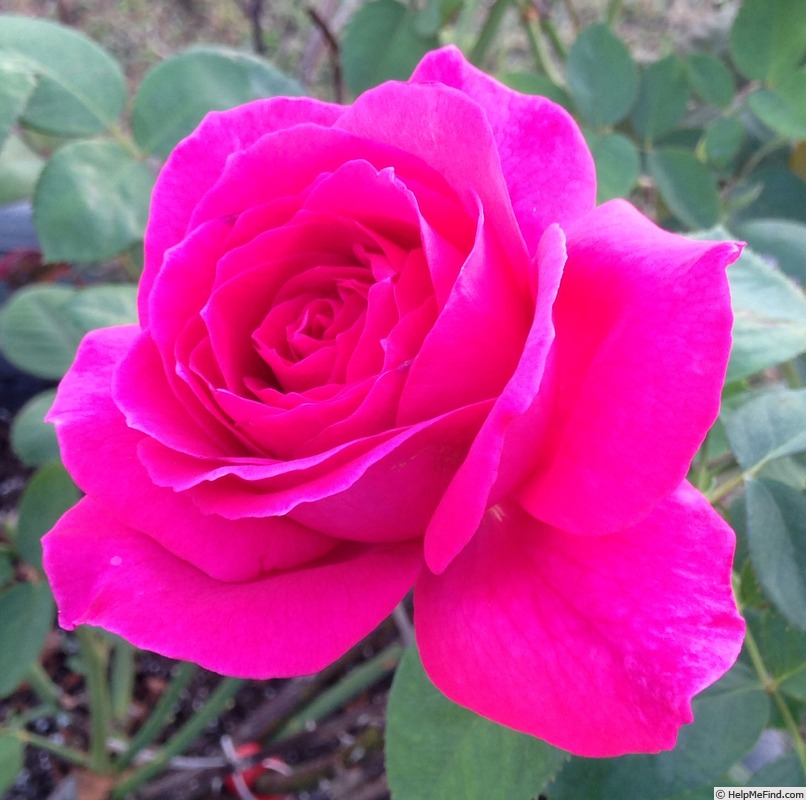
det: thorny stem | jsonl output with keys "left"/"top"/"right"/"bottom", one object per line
{"left": 519, "top": 1, "right": 566, "bottom": 87}
{"left": 9, "top": 729, "right": 90, "bottom": 767}
{"left": 111, "top": 676, "right": 243, "bottom": 798}
{"left": 115, "top": 661, "right": 199, "bottom": 770}
{"left": 468, "top": 0, "right": 512, "bottom": 66}
{"left": 271, "top": 643, "right": 403, "bottom": 741}
{"left": 76, "top": 627, "right": 113, "bottom": 774}
{"left": 110, "top": 637, "right": 136, "bottom": 726}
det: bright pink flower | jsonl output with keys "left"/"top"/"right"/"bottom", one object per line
{"left": 42, "top": 46, "right": 744, "bottom": 756}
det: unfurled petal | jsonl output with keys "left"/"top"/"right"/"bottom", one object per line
{"left": 44, "top": 497, "right": 422, "bottom": 676}
{"left": 415, "top": 482, "right": 744, "bottom": 756}
{"left": 519, "top": 200, "right": 740, "bottom": 535}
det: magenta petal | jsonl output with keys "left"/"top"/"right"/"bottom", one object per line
{"left": 47, "top": 326, "right": 336, "bottom": 582}
{"left": 335, "top": 80, "right": 529, "bottom": 273}
{"left": 424, "top": 224, "right": 566, "bottom": 573}
{"left": 142, "top": 97, "right": 343, "bottom": 323}
{"left": 415, "top": 482, "right": 744, "bottom": 756}
{"left": 410, "top": 46, "right": 596, "bottom": 254}
{"left": 43, "top": 497, "right": 422, "bottom": 677}
{"left": 520, "top": 200, "right": 741, "bottom": 535}
{"left": 397, "top": 203, "right": 531, "bottom": 423}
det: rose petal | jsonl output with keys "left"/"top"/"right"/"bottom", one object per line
{"left": 335, "top": 79, "right": 529, "bottom": 279}
{"left": 519, "top": 200, "right": 741, "bottom": 535}
{"left": 397, "top": 200, "right": 531, "bottom": 423}
{"left": 424, "top": 224, "right": 566, "bottom": 573}
{"left": 43, "top": 497, "right": 422, "bottom": 677}
{"left": 410, "top": 45, "right": 596, "bottom": 254}
{"left": 415, "top": 482, "right": 744, "bottom": 756}
{"left": 47, "top": 326, "right": 336, "bottom": 582}
{"left": 142, "top": 97, "right": 344, "bottom": 323}
{"left": 145, "top": 398, "right": 491, "bottom": 526}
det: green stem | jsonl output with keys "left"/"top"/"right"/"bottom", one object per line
{"left": 110, "top": 638, "right": 136, "bottom": 726}
{"left": 272, "top": 644, "right": 403, "bottom": 741}
{"left": 26, "top": 662, "right": 62, "bottom": 708}
{"left": 693, "top": 433, "right": 711, "bottom": 493}
{"left": 782, "top": 359, "right": 804, "bottom": 389}
{"left": 707, "top": 470, "right": 747, "bottom": 506}
{"left": 541, "top": 16, "right": 567, "bottom": 59}
{"left": 11, "top": 729, "right": 90, "bottom": 767}
{"left": 735, "top": 134, "right": 787, "bottom": 185}
{"left": 606, "top": 0, "right": 624, "bottom": 25}
{"left": 76, "top": 627, "right": 113, "bottom": 774}
{"left": 469, "top": 0, "right": 512, "bottom": 66}
{"left": 115, "top": 661, "right": 198, "bottom": 771}
{"left": 108, "top": 122, "right": 147, "bottom": 161}
{"left": 111, "top": 676, "right": 243, "bottom": 798}
{"left": 519, "top": 3, "right": 566, "bottom": 87}
{"left": 744, "top": 623, "right": 806, "bottom": 776}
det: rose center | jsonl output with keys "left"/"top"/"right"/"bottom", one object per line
{"left": 252, "top": 270, "right": 372, "bottom": 392}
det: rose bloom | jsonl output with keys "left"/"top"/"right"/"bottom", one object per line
{"left": 43, "top": 46, "right": 744, "bottom": 757}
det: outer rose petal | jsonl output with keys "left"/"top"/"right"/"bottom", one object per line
{"left": 43, "top": 497, "right": 423, "bottom": 677}
{"left": 415, "top": 483, "right": 744, "bottom": 756}
{"left": 47, "top": 326, "right": 336, "bottom": 582}
{"left": 520, "top": 200, "right": 741, "bottom": 536}
{"left": 410, "top": 45, "right": 596, "bottom": 254}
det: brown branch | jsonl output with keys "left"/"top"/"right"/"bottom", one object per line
{"left": 307, "top": 6, "right": 344, "bottom": 103}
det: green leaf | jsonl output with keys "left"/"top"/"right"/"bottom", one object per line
{"left": 748, "top": 70, "right": 806, "bottom": 141}
{"left": 748, "top": 752, "right": 806, "bottom": 787}
{"left": 386, "top": 647, "right": 567, "bottom": 800}
{"left": 702, "top": 117, "right": 744, "bottom": 167}
{"left": 746, "top": 607, "right": 806, "bottom": 701}
{"left": 0, "top": 554, "right": 13, "bottom": 588}
{"left": 16, "top": 462, "right": 78, "bottom": 572}
{"left": 413, "top": 0, "right": 442, "bottom": 37}
{"left": 0, "top": 581, "right": 53, "bottom": 697}
{"left": 723, "top": 389, "right": 806, "bottom": 472}
{"left": 548, "top": 662, "right": 770, "bottom": 800}
{"left": 132, "top": 46, "right": 304, "bottom": 159}
{"left": 588, "top": 132, "right": 640, "bottom": 203}
{"left": 10, "top": 389, "right": 58, "bottom": 468}
{"left": 631, "top": 55, "right": 690, "bottom": 142}
{"left": 566, "top": 23, "right": 637, "bottom": 129}
{"left": 0, "top": 734, "right": 24, "bottom": 797}
{"left": 746, "top": 478, "right": 806, "bottom": 630}
{"left": 685, "top": 53, "right": 735, "bottom": 109}
{"left": 342, "top": 0, "right": 440, "bottom": 96}
{"left": 499, "top": 72, "right": 571, "bottom": 109}
{"left": 726, "top": 245, "right": 806, "bottom": 382}
{"left": 0, "top": 283, "right": 137, "bottom": 379}
{"left": 34, "top": 139, "right": 155, "bottom": 263}
{"left": 733, "top": 218, "right": 806, "bottom": 284}
{"left": 0, "top": 55, "right": 36, "bottom": 148}
{"left": 647, "top": 147, "right": 719, "bottom": 229}
{"left": 0, "top": 14, "right": 125, "bottom": 136}
{"left": 730, "top": 0, "right": 806, "bottom": 85}
{"left": 0, "top": 134, "right": 44, "bottom": 204}
{"left": 735, "top": 163, "right": 806, "bottom": 225}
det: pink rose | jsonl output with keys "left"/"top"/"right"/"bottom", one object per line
{"left": 43, "top": 46, "right": 744, "bottom": 756}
